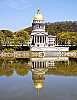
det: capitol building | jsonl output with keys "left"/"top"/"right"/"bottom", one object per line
{"left": 29, "top": 8, "right": 69, "bottom": 51}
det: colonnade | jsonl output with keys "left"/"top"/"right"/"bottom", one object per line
{"left": 32, "top": 61, "right": 47, "bottom": 69}
{"left": 34, "top": 35, "right": 46, "bottom": 43}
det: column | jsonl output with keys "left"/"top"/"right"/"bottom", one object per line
{"left": 37, "top": 36, "right": 39, "bottom": 43}
{"left": 36, "top": 36, "right": 38, "bottom": 43}
{"left": 34, "top": 62, "right": 35, "bottom": 68}
{"left": 45, "top": 36, "right": 46, "bottom": 43}
{"left": 32, "top": 62, "right": 34, "bottom": 69}
{"left": 36, "top": 36, "right": 37, "bottom": 43}
{"left": 34, "top": 36, "right": 35, "bottom": 43}
{"left": 39, "top": 61, "right": 40, "bottom": 68}
{"left": 37, "top": 62, "right": 38, "bottom": 68}
{"left": 32, "top": 36, "right": 34, "bottom": 43}
{"left": 42, "top": 62, "right": 43, "bottom": 68}
{"left": 44, "top": 36, "right": 46, "bottom": 43}
{"left": 41, "top": 36, "right": 42, "bottom": 43}
{"left": 46, "top": 36, "right": 47, "bottom": 43}
{"left": 45, "top": 61, "right": 47, "bottom": 68}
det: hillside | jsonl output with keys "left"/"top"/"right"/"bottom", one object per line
{"left": 1, "top": 21, "right": 77, "bottom": 35}
{"left": 24, "top": 21, "right": 77, "bottom": 35}
{"left": 0, "top": 21, "right": 77, "bottom": 48}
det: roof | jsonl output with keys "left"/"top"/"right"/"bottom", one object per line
{"left": 33, "top": 8, "right": 44, "bottom": 21}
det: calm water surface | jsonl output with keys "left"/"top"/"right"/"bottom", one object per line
{"left": 0, "top": 57, "right": 77, "bottom": 100}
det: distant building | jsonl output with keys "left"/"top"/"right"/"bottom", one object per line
{"left": 29, "top": 8, "right": 69, "bottom": 51}
{"left": 29, "top": 9, "right": 56, "bottom": 47}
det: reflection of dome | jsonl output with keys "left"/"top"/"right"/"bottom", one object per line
{"left": 34, "top": 80, "right": 43, "bottom": 96}
{"left": 34, "top": 80, "right": 43, "bottom": 89}
{"left": 32, "top": 68, "right": 45, "bottom": 96}
{"left": 33, "top": 8, "right": 44, "bottom": 21}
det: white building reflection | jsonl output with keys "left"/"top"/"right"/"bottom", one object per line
{"left": 31, "top": 57, "right": 69, "bottom": 96}
{"left": 31, "top": 57, "right": 69, "bottom": 69}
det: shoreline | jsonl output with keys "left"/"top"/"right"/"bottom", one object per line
{"left": 0, "top": 51, "right": 77, "bottom": 58}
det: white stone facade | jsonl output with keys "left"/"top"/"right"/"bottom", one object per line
{"left": 29, "top": 9, "right": 69, "bottom": 51}
{"left": 29, "top": 9, "right": 56, "bottom": 48}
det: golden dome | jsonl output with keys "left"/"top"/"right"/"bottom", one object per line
{"left": 34, "top": 80, "right": 43, "bottom": 89}
{"left": 33, "top": 8, "right": 43, "bottom": 20}
{"left": 34, "top": 80, "right": 43, "bottom": 96}
{"left": 34, "top": 83, "right": 43, "bottom": 89}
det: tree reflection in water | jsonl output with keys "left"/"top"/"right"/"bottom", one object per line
{"left": 0, "top": 57, "right": 77, "bottom": 96}
{"left": 0, "top": 58, "right": 31, "bottom": 77}
{"left": 0, "top": 57, "right": 77, "bottom": 76}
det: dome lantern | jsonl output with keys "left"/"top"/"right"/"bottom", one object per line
{"left": 33, "top": 8, "right": 44, "bottom": 21}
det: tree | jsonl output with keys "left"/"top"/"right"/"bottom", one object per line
{"left": 57, "top": 32, "right": 77, "bottom": 45}
{"left": 0, "top": 30, "right": 13, "bottom": 45}
{"left": 14, "top": 30, "right": 29, "bottom": 45}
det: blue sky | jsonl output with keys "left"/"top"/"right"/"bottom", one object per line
{"left": 0, "top": 0, "right": 77, "bottom": 32}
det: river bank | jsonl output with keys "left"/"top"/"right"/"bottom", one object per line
{"left": 0, "top": 51, "right": 44, "bottom": 58}
{"left": 64, "top": 50, "right": 77, "bottom": 58}
{"left": 0, "top": 50, "right": 77, "bottom": 58}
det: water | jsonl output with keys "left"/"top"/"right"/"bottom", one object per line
{"left": 0, "top": 57, "right": 77, "bottom": 100}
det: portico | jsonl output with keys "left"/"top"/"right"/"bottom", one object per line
{"left": 33, "top": 35, "right": 48, "bottom": 47}
{"left": 34, "top": 35, "right": 46, "bottom": 44}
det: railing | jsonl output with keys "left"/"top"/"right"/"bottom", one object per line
{"left": 0, "top": 51, "right": 44, "bottom": 58}
{"left": 56, "top": 44, "right": 76, "bottom": 47}
{"left": 2, "top": 44, "right": 28, "bottom": 46}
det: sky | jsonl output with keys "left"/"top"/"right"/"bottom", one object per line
{"left": 0, "top": 0, "right": 77, "bottom": 32}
